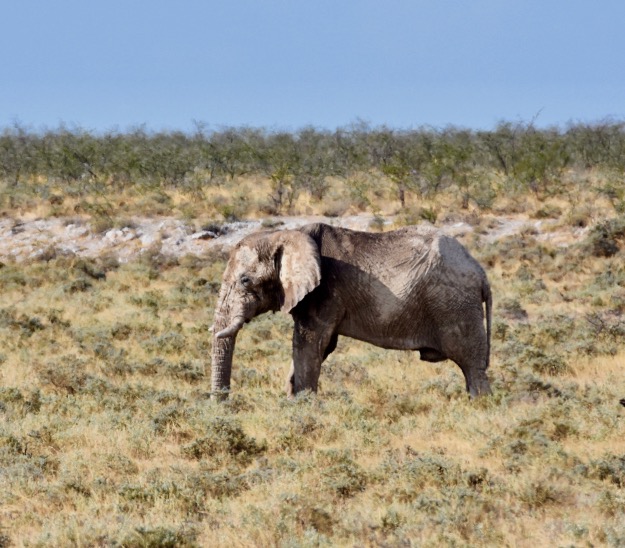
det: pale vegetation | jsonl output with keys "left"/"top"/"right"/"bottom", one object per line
{"left": 1, "top": 121, "right": 625, "bottom": 546}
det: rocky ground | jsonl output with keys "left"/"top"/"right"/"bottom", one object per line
{"left": 0, "top": 213, "right": 586, "bottom": 263}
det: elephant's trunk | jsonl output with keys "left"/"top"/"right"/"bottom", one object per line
{"left": 210, "top": 303, "right": 245, "bottom": 400}
{"left": 211, "top": 329, "right": 236, "bottom": 400}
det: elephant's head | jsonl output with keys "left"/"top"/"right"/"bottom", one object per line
{"left": 210, "top": 229, "right": 321, "bottom": 399}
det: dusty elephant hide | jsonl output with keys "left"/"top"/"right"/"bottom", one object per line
{"left": 211, "top": 222, "right": 492, "bottom": 399}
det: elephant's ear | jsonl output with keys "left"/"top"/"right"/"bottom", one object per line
{"left": 276, "top": 231, "right": 321, "bottom": 313}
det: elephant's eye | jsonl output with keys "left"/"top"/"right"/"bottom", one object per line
{"left": 240, "top": 275, "right": 252, "bottom": 287}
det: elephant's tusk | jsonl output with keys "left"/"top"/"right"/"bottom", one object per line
{"left": 215, "top": 317, "right": 245, "bottom": 339}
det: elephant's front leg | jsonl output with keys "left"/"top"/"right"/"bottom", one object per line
{"left": 289, "top": 319, "right": 335, "bottom": 396}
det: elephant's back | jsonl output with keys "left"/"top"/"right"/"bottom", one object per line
{"left": 304, "top": 221, "right": 485, "bottom": 291}
{"left": 390, "top": 226, "right": 488, "bottom": 310}
{"left": 434, "top": 232, "right": 487, "bottom": 280}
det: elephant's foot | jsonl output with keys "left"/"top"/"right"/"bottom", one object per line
{"left": 467, "top": 375, "right": 492, "bottom": 398}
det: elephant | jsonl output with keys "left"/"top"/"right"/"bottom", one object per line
{"left": 211, "top": 222, "right": 492, "bottom": 400}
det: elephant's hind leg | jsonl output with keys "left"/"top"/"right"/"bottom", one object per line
{"left": 459, "top": 359, "right": 492, "bottom": 398}
{"left": 442, "top": 322, "right": 491, "bottom": 398}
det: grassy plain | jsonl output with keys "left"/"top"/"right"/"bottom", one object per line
{"left": 1, "top": 171, "right": 625, "bottom": 547}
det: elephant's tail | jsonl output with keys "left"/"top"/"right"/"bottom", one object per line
{"left": 483, "top": 280, "right": 492, "bottom": 370}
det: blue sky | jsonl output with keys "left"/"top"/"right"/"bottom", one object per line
{"left": 2, "top": 1, "right": 624, "bottom": 132}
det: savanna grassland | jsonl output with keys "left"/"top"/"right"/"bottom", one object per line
{"left": 1, "top": 122, "right": 625, "bottom": 546}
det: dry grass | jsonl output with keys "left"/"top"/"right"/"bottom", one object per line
{"left": 1, "top": 174, "right": 625, "bottom": 546}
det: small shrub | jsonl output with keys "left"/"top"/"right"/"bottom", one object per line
{"left": 91, "top": 216, "right": 115, "bottom": 234}
{"left": 498, "top": 298, "right": 528, "bottom": 321}
{"left": 123, "top": 526, "right": 197, "bottom": 548}
{"left": 519, "top": 223, "right": 539, "bottom": 237}
{"left": 64, "top": 277, "right": 92, "bottom": 293}
{"left": 278, "top": 495, "right": 336, "bottom": 537}
{"left": 589, "top": 454, "right": 625, "bottom": 487}
{"left": 321, "top": 461, "right": 367, "bottom": 498}
{"left": 522, "top": 347, "right": 571, "bottom": 376}
{"left": 346, "top": 178, "right": 372, "bottom": 211}
{"left": 182, "top": 418, "right": 266, "bottom": 462}
{"left": 275, "top": 413, "right": 320, "bottom": 451}
{"left": 516, "top": 373, "right": 571, "bottom": 400}
{"left": 586, "top": 217, "right": 625, "bottom": 258}
{"left": 214, "top": 195, "right": 247, "bottom": 222}
{"left": 111, "top": 323, "right": 132, "bottom": 340}
{"left": 142, "top": 331, "right": 186, "bottom": 355}
{"left": 533, "top": 203, "right": 563, "bottom": 219}
{"left": 321, "top": 197, "right": 352, "bottom": 217}
{"left": 323, "top": 359, "right": 369, "bottom": 386}
{"left": 151, "top": 404, "right": 186, "bottom": 435}
{"left": 418, "top": 206, "right": 438, "bottom": 224}
{"left": 36, "top": 358, "right": 90, "bottom": 395}
{"left": 369, "top": 213, "right": 385, "bottom": 232}
{"left": 519, "top": 480, "right": 563, "bottom": 510}
{"left": 470, "top": 176, "right": 497, "bottom": 210}
{"left": 0, "top": 309, "right": 45, "bottom": 336}
{"left": 105, "top": 454, "right": 140, "bottom": 476}
{"left": 0, "top": 387, "right": 41, "bottom": 417}
{"left": 380, "top": 508, "right": 404, "bottom": 533}
{"left": 75, "top": 258, "right": 107, "bottom": 280}
{"left": 317, "top": 450, "right": 368, "bottom": 498}
{"left": 378, "top": 450, "right": 464, "bottom": 502}
{"left": 519, "top": 481, "right": 561, "bottom": 510}
{"left": 298, "top": 505, "right": 335, "bottom": 536}
{"left": 598, "top": 489, "right": 625, "bottom": 517}
{"left": 585, "top": 312, "right": 625, "bottom": 345}
{"left": 237, "top": 367, "right": 269, "bottom": 389}
{"left": 195, "top": 470, "right": 251, "bottom": 499}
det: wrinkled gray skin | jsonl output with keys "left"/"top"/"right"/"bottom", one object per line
{"left": 211, "top": 223, "right": 492, "bottom": 400}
